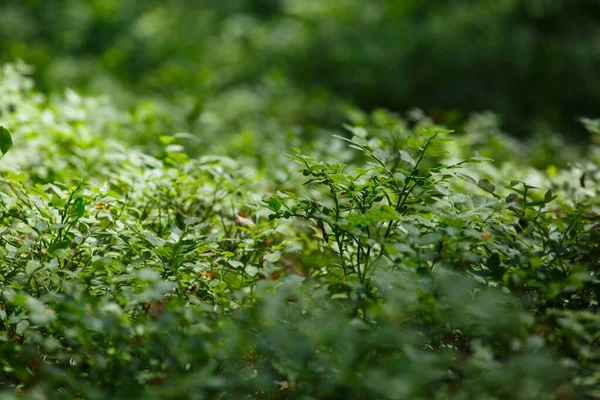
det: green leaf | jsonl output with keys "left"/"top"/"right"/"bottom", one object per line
{"left": 477, "top": 179, "right": 496, "bottom": 194}
{"left": 399, "top": 150, "right": 416, "bottom": 166}
{"left": 510, "top": 180, "right": 523, "bottom": 188}
{"left": 344, "top": 125, "right": 368, "bottom": 138}
{"left": 486, "top": 253, "right": 504, "bottom": 281}
{"left": 347, "top": 213, "right": 369, "bottom": 228}
{"left": 316, "top": 219, "right": 329, "bottom": 242}
{"left": 372, "top": 148, "right": 388, "bottom": 162}
{"left": 406, "top": 136, "right": 421, "bottom": 149}
{"left": 159, "top": 135, "right": 176, "bottom": 145}
{"left": 544, "top": 189, "right": 557, "bottom": 203}
{"left": 228, "top": 260, "right": 244, "bottom": 269}
{"left": 368, "top": 205, "right": 402, "bottom": 222}
{"left": 0, "top": 126, "right": 13, "bottom": 155}
{"left": 264, "top": 251, "right": 281, "bottom": 263}
{"left": 422, "top": 128, "right": 435, "bottom": 137}
{"left": 505, "top": 193, "right": 518, "bottom": 203}
{"left": 25, "top": 260, "right": 42, "bottom": 276}
{"left": 470, "top": 152, "right": 493, "bottom": 162}
{"left": 268, "top": 196, "right": 282, "bottom": 212}
{"left": 51, "top": 194, "right": 66, "bottom": 208}
{"left": 144, "top": 232, "right": 165, "bottom": 247}
{"left": 457, "top": 173, "right": 477, "bottom": 186}
{"left": 244, "top": 265, "right": 259, "bottom": 276}
{"left": 48, "top": 240, "right": 71, "bottom": 254}
{"left": 71, "top": 197, "right": 86, "bottom": 218}
{"left": 351, "top": 136, "right": 368, "bottom": 147}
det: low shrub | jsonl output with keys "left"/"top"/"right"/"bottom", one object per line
{"left": 0, "top": 63, "right": 599, "bottom": 399}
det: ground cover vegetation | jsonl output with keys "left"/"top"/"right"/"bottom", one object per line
{"left": 1, "top": 1, "right": 600, "bottom": 399}
{"left": 0, "top": 61, "right": 599, "bottom": 399}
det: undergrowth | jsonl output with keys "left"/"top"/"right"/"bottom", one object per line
{"left": 0, "top": 63, "right": 599, "bottom": 399}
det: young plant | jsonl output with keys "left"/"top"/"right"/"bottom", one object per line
{"left": 266, "top": 125, "right": 490, "bottom": 284}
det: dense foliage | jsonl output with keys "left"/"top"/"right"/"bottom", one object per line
{"left": 1, "top": 0, "right": 599, "bottom": 139}
{"left": 1, "top": 63, "right": 600, "bottom": 399}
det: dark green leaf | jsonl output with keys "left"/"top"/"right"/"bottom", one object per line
{"left": 486, "top": 253, "right": 504, "bottom": 281}
{"left": 544, "top": 189, "right": 557, "bottom": 203}
{"left": 71, "top": 197, "right": 85, "bottom": 218}
{"left": 477, "top": 179, "right": 496, "bottom": 194}
{"left": 48, "top": 240, "right": 71, "bottom": 254}
{"left": 0, "top": 126, "right": 13, "bottom": 155}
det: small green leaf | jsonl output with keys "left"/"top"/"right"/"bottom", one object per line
{"left": 183, "top": 217, "right": 199, "bottom": 226}
{"left": 347, "top": 213, "right": 369, "bottom": 228}
{"left": 351, "top": 136, "right": 368, "bottom": 147}
{"left": 458, "top": 173, "right": 477, "bottom": 186}
{"left": 51, "top": 194, "right": 66, "bottom": 208}
{"left": 422, "top": 128, "right": 435, "bottom": 137}
{"left": 16, "top": 320, "right": 29, "bottom": 335}
{"left": 268, "top": 196, "right": 282, "bottom": 212}
{"left": 372, "top": 148, "right": 388, "bottom": 162}
{"left": 510, "top": 180, "right": 522, "bottom": 187}
{"left": 544, "top": 189, "right": 556, "bottom": 203}
{"left": 228, "top": 260, "right": 244, "bottom": 269}
{"left": 48, "top": 240, "right": 71, "bottom": 254}
{"left": 344, "top": 125, "right": 368, "bottom": 138}
{"left": 71, "top": 197, "right": 85, "bottom": 218}
{"left": 406, "top": 136, "right": 421, "bottom": 149}
{"left": 264, "top": 251, "right": 281, "bottom": 263}
{"left": 486, "top": 253, "right": 504, "bottom": 281}
{"left": 470, "top": 152, "right": 494, "bottom": 162}
{"left": 144, "top": 232, "right": 165, "bottom": 247}
{"left": 316, "top": 219, "right": 329, "bottom": 243}
{"left": 367, "top": 205, "right": 402, "bottom": 222}
{"left": 399, "top": 150, "right": 416, "bottom": 166}
{"left": 244, "top": 265, "right": 259, "bottom": 276}
{"left": 477, "top": 179, "right": 496, "bottom": 194}
{"left": 25, "top": 260, "right": 42, "bottom": 276}
{"left": 0, "top": 126, "right": 13, "bottom": 155}
{"left": 159, "top": 135, "right": 176, "bottom": 145}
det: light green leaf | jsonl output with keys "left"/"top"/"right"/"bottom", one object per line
{"left": 372, "top": 148, "right": 388, "bottom": 162}
{"left": 399, "top": 150, "right": 416, "bottom": 166}
{"left": 470, "top": 152, "right": 494, "bottom": 162}
{"left": 144, "top": 232, "right": 165, "bottom": 247}
{"left": 368, "top": 205, "right": 402, "bottom": 222}
{"left": 228, "top": 260, "right": 244, "bottom": 269}
{"left": 25, "top": 260, "right": 42, "bottom": 276}
{"left": 244, "top": 265, "right": 259, "bottom": 276}
{"left": 407, "top": 136, "right": 421, "bottom": 149}
{"left": 264, "top": 251, "right": 281, "bottom": 263}
{"left": 138, "top": 268, "right": 161, "bottom": 281}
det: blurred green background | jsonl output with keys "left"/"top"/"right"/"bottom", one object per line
{"left": 1, "top": 0, "right": 599, "bottom": 141}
